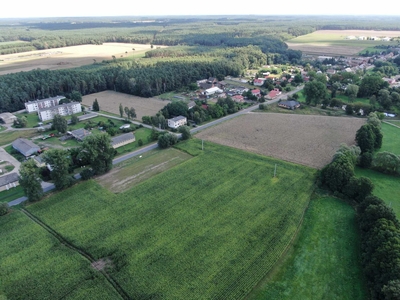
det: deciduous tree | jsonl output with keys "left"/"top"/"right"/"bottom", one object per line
{"left": 52, "top": 114, "right": 68, "bottom": 133}
{"left": 303, "top": 80, "right": 327, "bottom": 106}
{"left": 92, "top": 99, "right": 100, "bottom": 111}
{"left": 18, "top": 159, "right": 43, "bottom": 202}
{"left": 43, "top": 149, "right": 73, "bottom": 190}
{"left": 119, "top": 103, "right": 123, "bottom": 118}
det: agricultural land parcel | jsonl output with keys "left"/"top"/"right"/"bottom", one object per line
{"left": 0, "top": 43, "right": 166, "bottom": 75}
{"left": 81, "top": 90, "right": 170, "bottom": 121}
{"left": 195, "top": 113, "right": 366, "bottom": 169}
{"left": 287, "top": 30, "right": 400, "bottom": 56}
{"left": 248, "top": 197, "right": 367, "bottom": 300}
{"left": 19, "top": 140, "right": 316, "bottom": 299}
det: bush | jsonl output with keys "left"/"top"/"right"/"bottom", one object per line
{"left": 178, "top": 126, "right": 191, "bottom": 140}
{"left": 158, "top": 133, "right": 178, "bottom": 149}
{"left": 259, "top": 104, "right": 265, "bottom": 110}
{"left": 138, "top": 139, "right": 143, "bottom": 146}
{"left": 80, "top": 168, "right": 95, "bottom": 180}
{"left": 359, "top": 152, "right": 373, "bottom": 168}
{"left": 0, "top": 203, "right": 9, "bottom": 216}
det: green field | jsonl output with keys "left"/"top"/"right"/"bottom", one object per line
{"left": 381, "top": 122, "right": 400, "bottom": 155}
{"left": 0, "top": 129, "right": 38, "bottom": 146}
{"left": 21, "top": 139, "right": 316, "bottom": 299}
{"left": 0, "top": 185, "right": 25, "bottom": 203}
{"left": 247, "top": 196, "right": 367, "bottom": 300}
{"left": 0, "top": 212, "right": 120, "bottom": 300}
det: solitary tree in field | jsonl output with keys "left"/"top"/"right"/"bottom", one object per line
{"left": 19, "top": 159, "right": 43, "bottom": 202}
{"left": 124, "top": 106, "right": 129, "bottom": 119}
{"left": 119, "top": 103, "right": 124, "bottom": 118}
{"left": 92, "top": 99, "right": 100, "bottom": 111}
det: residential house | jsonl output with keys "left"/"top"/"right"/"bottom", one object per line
{"left": 251, "top": 89, "right": 261, "bottom": 97}
{"left": 25, "top": 96, "right": 65, "bottom": 113}
{"left": 111, "top": 132, "right": 135, "bottom": 149}
{"left": 232, "top": 95, "right": 244, "bottom": 102}
{"left": 12, "top": 138, "right": 40, "bottom": 157}
{"left": 267, "top": 88, "right": 281, "bottom": 100}
{"left": 38, "top": 102, "right": 81, "bottom": 122}
{"left": 69, "top": 128, "right": 91, "bottom": 141}
{"left": 0, "top": 173, "right": 19, "bottom": 192}
{"left": 168, "top": 116, "right": 187, "bottom": 129}
{"left": 253, "top": 79, "right": 264, "bottom": 86}
{"left": 33, "top": 154, "right": 46, "bottom": 168}
{"left": 187, "top": 101, "right": 196, "bottom": 110}
{"left": 278, "top": 100, "right": 301, "bottom": 110}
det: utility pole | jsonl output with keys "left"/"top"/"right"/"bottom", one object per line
{"left": 202, "top": 140, "right": 204, "bottom": 151}
{"left": 274, "top": 164, "right": 277, "bottom": 177}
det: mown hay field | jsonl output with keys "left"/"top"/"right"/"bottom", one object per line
{"left": 81, "top": 90, "right": 170, "bottom": 121}
{"left": 287, "top": 30, "right": 400, "bottom": 56}
{"left": 0, "top": 212, "right": 120, "bottom": 300}
{"left": 25, "top": 139, "right": 316, "bottom": 299}
{"left": 0, "top": 43, "right": 166, "bottom": 75}
{"left": 195, "top": 113, "right": 366, "bottom": 169}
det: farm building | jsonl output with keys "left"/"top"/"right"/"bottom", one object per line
{"left": 25, "top": 96, "right": 65, "bottom": 113}
{"left": 38, "top": 102, "right": 81, "bottom": 121}
{"left": 203, "top": 87, "right": 223, "bottom": 96}
{"left": 12, "top": 138, "right": 40, "bottom": 157}
{"left": 0, "top": 172, "right": 19, "bottom": 192}
{"left": 0, "top": 112, "right": 17, "bottom": 125}
{"left": 168, "top": 116, "right": 187, "bottom": 129}
{"left": 111, "top": 132, "right": 135, "bottom": 148}
{"left": 278, "top": 100, "right": 301, "bottom": 110}
{"left": 69, "top": 128, "right": 91, "bottom": 141}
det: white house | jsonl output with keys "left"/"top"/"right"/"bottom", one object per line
{"left": 168, "top": 116, "right": 187, "bottom": 129}
{"left": 25, "top": 96, "right": 65, "bottom": 113}
{"left": 38, "top": 102, "right": 81, "bottom": 121}
{"left": 204, "top": 87, "right": 223, "bottom": 96}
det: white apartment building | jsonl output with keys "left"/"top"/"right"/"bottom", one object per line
{"left": 25, "top": 96, "right": 65, "bottom": 113}
{"left": 168, "top": 116, "right": 187, "bottom": 129}
{"left": 38, "top": 102, "right": 81, "bottom": 121}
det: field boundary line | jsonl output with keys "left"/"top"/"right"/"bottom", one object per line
{"left": 383, "top": 121, "right": 400, "bottom": 129}
{"left": 20, "top": 209, "right": 131, "bottom": 300}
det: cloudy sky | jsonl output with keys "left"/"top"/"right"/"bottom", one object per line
{"left": 1, "top": 0, "right": 399, "bottom": 18}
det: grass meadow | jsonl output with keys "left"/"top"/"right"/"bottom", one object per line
{"left": 23, "top": 139, "right": 316, "bottom": 299}
{"left": 0, "top": 185, "right": 25, "bottom": 203}
{"left": 0, "top": 129, "right": 37, "bottom": 146}
{"left": 380, "top": 122, "right": 400, "bottom": 155}
{"left": 247, "top": 196, "right": 367, "bottom": 300}
{"left": 0, "top": 212, "right": 120, "bottom": 300}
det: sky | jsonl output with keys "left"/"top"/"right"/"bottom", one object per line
{"left": 1, "top": 0, "right": 399, "bottom": 18}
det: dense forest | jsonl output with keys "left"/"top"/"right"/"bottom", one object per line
{"left": 0, "top": 46, "right": 266, "bottom": 112}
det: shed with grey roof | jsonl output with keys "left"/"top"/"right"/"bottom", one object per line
{"left": 69, "top": 128, "right": 91, "bottom": 141}
{"left": 0, "top": 173, "right": 19, "bottom": 192}
{"left": 111, "top": 132, "right": 135, "bottom": 149}
{"left": 0, "top": 112, "right": 17, "bottom": 125}
{"left": 12, "top": 138, "right": 40, "bottom": 157}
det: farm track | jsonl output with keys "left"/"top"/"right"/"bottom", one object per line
{"left": 20, "top": 208, "right": 130, "bottom": 300}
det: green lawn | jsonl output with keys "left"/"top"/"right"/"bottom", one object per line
{"left": 14, "top": 112, "right": 43, "bottom": 128}
{"left": 381, "top": 122, "right": 400, "bottom": 155}
{"left": 0, "top": 185, "right": 25, "bottom": 203}
{"left": 115, "top": 127, "right": 153, "bottom": 156}
{"left": 335, "top": 94, "right": 370, "bottom": 105}
{"left": 247, "top": 196, "right": 366, "bottom": 300}
{"left": 0, "top": 212, "right": 120, "bottom": 300}
{"left": 25, "top": 139, "right": 316, "bottom": 299}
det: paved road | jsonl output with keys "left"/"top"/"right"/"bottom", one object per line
{"left": 7, "top": 86, "right": 303, "bottom": 206}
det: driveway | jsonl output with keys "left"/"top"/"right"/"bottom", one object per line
{"left": 0, "top": 146, "right": 21, "bottom": 175}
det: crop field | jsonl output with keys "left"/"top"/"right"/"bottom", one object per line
{"left": 98, "top": 148, "right": 192, "bottom": 193}
{"left": 248, "top": 197, "right": 366, "bottom": 300}
{"left": 25, "top": 139, "right": 316, "bottom": 299}
{"left": 287, "top": 30, "right": 400, "bottom": 56}
{"left": 81, "top": 90, "right": 170, "bottom": 120}
{"left": 195, "top": 113, "right": 365, "bottom": 169}
{"left": 0, "top": 43, "right": 166, "bottom": 75}
{"left": 0, "top": 212, "right": 120, "bottom": 300}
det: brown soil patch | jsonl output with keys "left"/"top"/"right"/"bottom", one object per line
{"left": 81, "top": 90, "right": 170, "bottom": 121}
{"left": 195, "top": 113, "right": 366, "bottom": 169}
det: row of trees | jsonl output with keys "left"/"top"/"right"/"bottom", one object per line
{"left": 18, "top": 133, "right": 116, "bottom": 202}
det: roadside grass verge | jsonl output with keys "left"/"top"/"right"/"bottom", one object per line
{"left": 247, "top": 196, "right": 367, "bottom": 300}
{"left": 0, "top": 211, "right": 120, "bottom": 300}
{"left": 26, "top": 139, "right": 316, "bottom": 299}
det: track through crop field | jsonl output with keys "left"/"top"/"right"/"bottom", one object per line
{"left": 23, "top": 139, "right": 315, "bottom": 299}
{"left": 195, "top": 113, "right": 365, "bottom": 169}
{"left": 81, "top": 90, "right": 170, "bottom": 121}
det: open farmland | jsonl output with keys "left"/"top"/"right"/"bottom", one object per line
{"left": 0, "top": 43, "right": 166, "bottom": 75}
{"left": 287, "top": 30, "right": 400, "bottom": 56}
{"left": 248, "top": 197, "right": 367, "bottom": 300}
{"left": 195, "top": 113, "right": 365, "bottom": 169}
{"left": 81, "top": 90, "right": 170, "bottom": 120}
{"left": 24, "top": 139, "right": 316, "bottom": 299}
{"left": 0, "top": 212, "right": 120, "bottom": 300}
